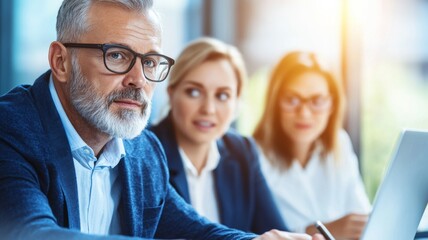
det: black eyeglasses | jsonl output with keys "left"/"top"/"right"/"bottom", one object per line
{"left": 63, "top": 43, "right": 175, "bottom": 82}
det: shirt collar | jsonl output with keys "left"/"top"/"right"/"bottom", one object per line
{"left": 291, "top": 141, "right": 324, "bottom": 170}
{"left": 180, "top": 141, "right": 220, "bottom": 177}
{"left": 49, "top": 75, "right": 125, "bottom": 169}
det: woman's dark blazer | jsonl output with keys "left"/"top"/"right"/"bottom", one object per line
{"left": 149, "top": 114, "right": 288, "bottom": 234}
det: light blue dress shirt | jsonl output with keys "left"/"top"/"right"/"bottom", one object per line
{"left": 49, "top": 76, "right": 125, "bottom": 235}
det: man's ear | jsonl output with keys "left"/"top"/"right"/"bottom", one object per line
{"left": 48, "top": 41, "right": 70, "bottom": 83}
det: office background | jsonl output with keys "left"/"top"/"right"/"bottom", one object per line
{"left": 1, "top": 0, "right": 428, "bottom": 229}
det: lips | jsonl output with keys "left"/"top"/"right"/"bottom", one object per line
{"left": 113, "top": 99, "right": 144, "bottom": 109}
{"left": 193, "top": 120, "right": 215, "bottom": 129}
{"left": 295, "top": 122, "right": 311, "bottom": 129}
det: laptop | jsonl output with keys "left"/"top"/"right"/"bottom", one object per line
{"left": 361, "top": 129, "right": 428, "bottom": 240}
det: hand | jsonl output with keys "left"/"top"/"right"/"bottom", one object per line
{"left": 307, "top": 213, "right": 368, "bottom": 240}
{"left": 254, "top": 229, "right": 326, "bottom": 240}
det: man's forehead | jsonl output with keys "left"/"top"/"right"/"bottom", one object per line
{"left": 84, "top": 3, "right": 162, "bottom": 52}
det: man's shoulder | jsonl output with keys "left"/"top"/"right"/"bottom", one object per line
{"left": 0, "top": 71, "right": 59, "bottom": 159}
{"left": 0, "top": 71, "right": 51, "bottom": 129}
{"left": 0, "top": 84, "right": 41, "bottom": 136}
{"left": 0, "top": 84, "right": 35, "bottom": 115}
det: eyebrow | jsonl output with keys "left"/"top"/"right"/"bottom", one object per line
{"left": 282, "top": 90, "right": 328, "bottom": 98}
{"left": 182, "top": 81, "right": 203, "bottom": 88}
{"left": 107, "top": 42, "right": 161, "bottom": 54}
{"left": 182, "top": 81, "right": 233, "bottom": 91}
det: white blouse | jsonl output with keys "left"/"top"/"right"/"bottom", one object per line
{"left": 179, "top": 141, "right": 221, "bottom": 223}
{"left": 258, "top": 130, "right": 371, "bottom": 233}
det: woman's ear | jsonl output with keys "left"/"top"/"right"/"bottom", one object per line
{"left": 48, "top": 41, "right": 70, "bottom": 83}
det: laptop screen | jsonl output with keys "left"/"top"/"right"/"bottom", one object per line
{"left": 361, "top": 129, "right": 428, "bottom": 240}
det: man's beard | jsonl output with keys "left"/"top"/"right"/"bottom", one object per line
{"left": 69, "top": 58, "right": 151, "bottom": 139}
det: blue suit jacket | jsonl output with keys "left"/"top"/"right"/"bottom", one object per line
{"left": 0, "top": 71, "right": 257, "bottom": 240}
{"left": 150, "top": 115, "right": 288, "bottom": 234}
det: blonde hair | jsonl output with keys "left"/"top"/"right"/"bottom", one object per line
{"left": 168, "top": 37, "right": 247, "bottom": 97}
{"left": 253, "top": 51, "right": 345, "bottom": 168}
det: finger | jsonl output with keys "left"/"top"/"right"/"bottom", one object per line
{"left": 257, "top": 230, "right": 312, "bottom": 240}
{"left": 348, "top": 213, "right": 369, "bottom": 221}
{"left": 343, "top": 222, "right": 366, "bottom": 235}
{"left": 293, "top": 233, "right": 312, "bottom": 240}
{"left": 343, "top": 225, "right": 366, "bottom": 239}
{"left": 347, "top": 214, "right": 369, "bottom": 226}
{"left": 279, "top": 232, "right": 311, "bottom": 240}
{"left": 346, "top": 218, "right": 368, "bottom": 227}
{"left": 312, "top": 233, "right": 326, "bottom": 240}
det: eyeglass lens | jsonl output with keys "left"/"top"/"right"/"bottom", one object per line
{"left": 281, "top": 94, "right": 332, "bottom": 112}
{"left": 104, "top": 46, "right": 171, "bottom": 81}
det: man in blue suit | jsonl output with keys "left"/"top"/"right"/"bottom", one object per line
{"left": 0, "top": 0, "right": 325, "bottom": 239}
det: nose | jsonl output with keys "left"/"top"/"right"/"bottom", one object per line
{"left": 200, "top": 96, "right": 216, "bottom": 115}
{"left": 296, "top": 102, "right": 312, "bottom": 117}
{"left": 122, "top": 58, "right": 148, "bottom": 88}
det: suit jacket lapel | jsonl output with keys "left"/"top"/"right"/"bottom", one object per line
{"left": 31, "top": 71, "right": 80, "bottom": 229}
{"left": 117, "top": 134, "right": 170, "bottom": 238}
{"left": 117, "top": 153, "right": 143, "bottom": 236}
{"left": 168, "top": 152, "right": 191, "bottom": 203}
{"left": 214, "top": 138, "right": 240, "bottom": 226}
{"left": 156, "top": 116, "right": 191, "bottom": 203}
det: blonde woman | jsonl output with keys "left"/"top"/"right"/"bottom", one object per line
{"left": 149, "top": 38, "right": 290, "bottom": 234}
{"left": 253, "top": 52, "right": 371, "bottom": 240}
